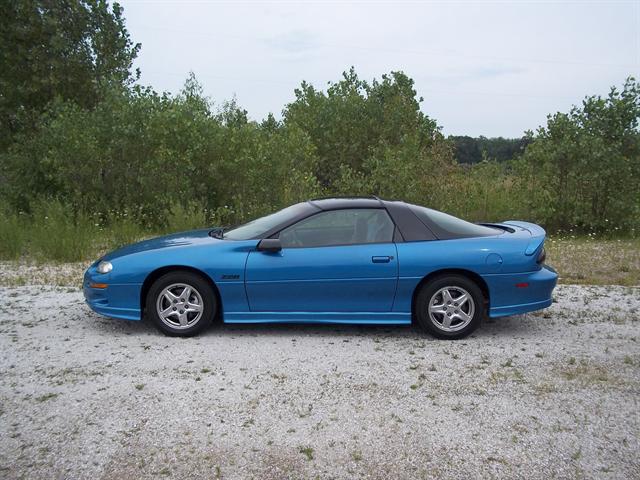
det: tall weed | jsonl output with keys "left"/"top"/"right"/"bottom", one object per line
{"left": 28, "top": 202, "right": 97, "bottom": 262}
{"left": 0, "top": 210, "right": 27, "bottom": 259}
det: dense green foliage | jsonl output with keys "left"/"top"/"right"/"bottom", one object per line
{"left": 0, "top": 1, "right": 638, "bottom": 261}
{"left": 2, "top": 76, "right": 322, "bottom": 227}
{"left": 449, "top": 136, "right": 531, "bottom": 164}
{"left": 0, "top": 0, "right": 140, "bottom": 150}
{"left": 515, "top": 78, "right": 640, "bottom": 232}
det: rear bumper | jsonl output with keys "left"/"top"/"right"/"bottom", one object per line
{"left": 484, "top": 265, "right": 558, "bottom": 318}
{"left": 83, "top": 267, "right": 142, "bottom": 321}
{"left": 489, "top": 298, "right": 553, "bottom": 318}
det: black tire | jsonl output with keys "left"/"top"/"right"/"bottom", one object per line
{"left": 414, "top": 274, "right": 484, "bottom": 339}
{"left": 146, "top": 271, "right": 216, "bottom": 337}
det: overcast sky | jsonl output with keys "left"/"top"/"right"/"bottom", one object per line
{"left": 120, "top": 0, "right": 639, "bottom": 137}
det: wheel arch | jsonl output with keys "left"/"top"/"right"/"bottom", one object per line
{"left": 140, "top": 265, "right": 222, "bottom": 319}
{"left": 411, "top": 268, "right": 490, "bottom": 320}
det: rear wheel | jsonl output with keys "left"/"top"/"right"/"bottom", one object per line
{"left": 146, "top": 271, "right": 216, "bottom": 337}
{"left": 415, "top": 275, "right": 484, "bottom": 339}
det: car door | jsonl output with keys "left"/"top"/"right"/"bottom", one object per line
{"left": 244, "top": 208, "right": 398, "bottom": 312}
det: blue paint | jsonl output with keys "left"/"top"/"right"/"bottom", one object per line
{"left": 245, "top": 243, "right": 398, "bottom": 311}
{"left": 83, "top": 211, "right": 558, "bottom": 327}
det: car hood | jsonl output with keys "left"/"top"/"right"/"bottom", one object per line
{"left": 102, "top": 228, "right": 218, "bottom": 261}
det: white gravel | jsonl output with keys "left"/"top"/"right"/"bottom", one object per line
{"left": 0, "top": 283, "right": 639, "bottom": 479}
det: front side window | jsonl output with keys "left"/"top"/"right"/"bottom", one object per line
{"left": 224, "top": 203, "right": 311, "bottom": 240}
{"left": 279, "top": 209, "right": 394, "bottom": 248}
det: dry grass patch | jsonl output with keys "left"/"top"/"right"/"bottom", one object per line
{"left": 546, "top": 237, "right": 640, "bottom": 286}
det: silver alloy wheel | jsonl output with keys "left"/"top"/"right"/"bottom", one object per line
{"left": 156, "top": 283, "right": 204, "bottom": 329}
{"left": 428, "top": 286, "right": 475, "bottom": 332}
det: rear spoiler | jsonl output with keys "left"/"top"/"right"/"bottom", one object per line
{"left": 503, "top": 220, "right": 546, "bottom": 256}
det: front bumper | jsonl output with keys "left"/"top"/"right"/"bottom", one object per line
{"left": 83, "top": 267, "right": 142, "bottom": 321}
{"left": 484, "top": 265, "right": 558, "bottom": 318}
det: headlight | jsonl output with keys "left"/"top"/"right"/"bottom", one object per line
{"left": 97, "top": 260, "right": 113, "bottom": 274}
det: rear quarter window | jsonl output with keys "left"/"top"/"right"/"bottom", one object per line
{"left": 409, "top": 205, "right": 501, "bottom": 239}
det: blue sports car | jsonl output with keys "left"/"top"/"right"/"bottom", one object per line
{"left": 84, "top": 197, "right": 558, "bottom": 339}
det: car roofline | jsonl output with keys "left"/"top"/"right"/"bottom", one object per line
{"left": 258, "top": 197, "right": 436, "bottom": 242}
{"left": 307, "top": 196, "right": 386, "bottom": 211}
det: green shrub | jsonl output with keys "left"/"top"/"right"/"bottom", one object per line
{"left": 28, "top": 201, "right": 97, "bottom": 262}
{"left": 0, "top": 209, "right": 27, "bottom": 259}
{"left": 165, "top": 202, "right": 210, "bottom": 233}
{"left": 104, "top": 211, "right": 148, "bottom": 251}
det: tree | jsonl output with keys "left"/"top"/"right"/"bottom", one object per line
{"left": 0, "top": 0, "right": 140, "bottom": 149}
{"left": 283, "top": 67, "right": 445, "bottom": 188}
{"left": 517, "top": 77, "right": 640, "bottom": 231}
{"left": 449, "top": 135, "right": 530, "bottom": 164}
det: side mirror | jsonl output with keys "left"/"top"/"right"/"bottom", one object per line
{"left": 257, "top": 238, "right": 282, "bottom": 253}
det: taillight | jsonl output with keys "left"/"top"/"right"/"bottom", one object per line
{"left": 537, "top": 247, "right": 546, "bottom": 264}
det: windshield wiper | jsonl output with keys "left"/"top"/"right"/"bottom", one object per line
{"left": 208, "top": 227, "right": 225, "bottom": 239}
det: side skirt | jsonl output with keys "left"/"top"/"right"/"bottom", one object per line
{"left": 223, "top": 311, "right": 412, "bottom": 325}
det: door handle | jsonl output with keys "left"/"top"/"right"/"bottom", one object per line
{"left": 372, "top": 256, "right": 392, "bottom": 263}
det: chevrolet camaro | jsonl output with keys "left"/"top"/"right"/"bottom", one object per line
{"left": 83, "top": 197, "right": 558, "bottom": 339}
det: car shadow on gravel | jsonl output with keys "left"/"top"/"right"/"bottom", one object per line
{"left": 210, "top": 315, "right": 542, "bottom": 340}
{"left": 82, "top": 305, "right": 540, "bottom": 341}
{"left": 473, "top": 315, "right": 544, "bottom": 338}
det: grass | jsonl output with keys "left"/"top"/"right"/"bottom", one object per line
{"left": 0, "top": 206, "right": 147, "bottom": 263}
{"left": 0, "top": 201, "right": 212, "bottom": 263}
{"left": 546, "top": 236, "right": 640, "bottom": 286}
{"left": 557, "top": 360, "right": 612, "bottom": 384}
{"left": 35, "top": 393, "right": 59, "bottom": 402}
{"left": 299, "top": 446, "right": 314, "bottom": 461}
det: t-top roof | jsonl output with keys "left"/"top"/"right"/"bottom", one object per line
{"left": 308, "top": 196, "right": 386, "bottom": 210}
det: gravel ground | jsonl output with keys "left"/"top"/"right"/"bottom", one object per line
{"left": 0, "top": 283, "right": 639, "bottom": 479}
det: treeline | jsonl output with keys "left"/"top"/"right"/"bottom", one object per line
{"left": 449, "top": 136, "right": 531, "bottom": 164}
{"left": 0, "top": 1, "right": 639, "bottom": 261}
{"left": 3, "top": 72, "right": 637, "bottom": 232}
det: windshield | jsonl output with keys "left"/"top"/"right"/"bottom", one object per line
{"left": 223, "top": 203, "right": 311, "bottom": 240}
{"left": 409, "top": 205, "right": 501, "bottom": 238}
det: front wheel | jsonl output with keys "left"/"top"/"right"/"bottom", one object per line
{"left": 414, "top": 275, "right": 484, "bottom": 339}
{"left": 146, "top": 271, "right": 216, "bottom": 337}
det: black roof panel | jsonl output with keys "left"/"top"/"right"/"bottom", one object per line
{"left": 308, "top": 197, "right": 384, "bottom": 210}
